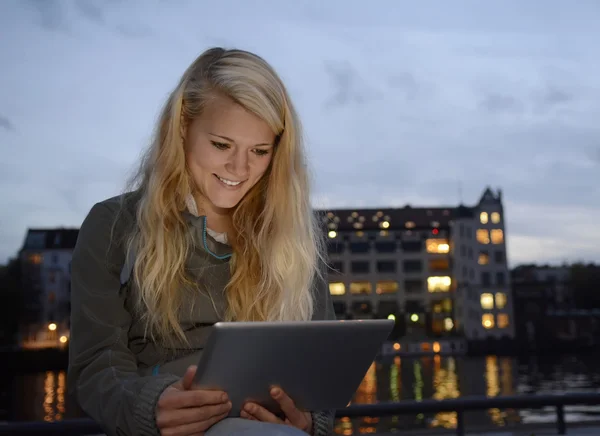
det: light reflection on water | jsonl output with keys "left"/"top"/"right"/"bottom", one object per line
{"left": 4, "top": 354, "right": 600, "bottom": 434}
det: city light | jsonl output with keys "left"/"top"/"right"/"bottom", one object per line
{"left": 328, "top": 230, "right": 337, "bottom": 238}
{"left": 48, "top": 323, "right": 57, "bottom": 331}
{"left": 387, "top": 314, "right": 396, "bottom": 321}
{"left": 59, "top": 336, "right": 68, "bottom": 344}
{"left": 410, "top": 313, "right": 419, "bottom": 322}
{"left": 433, "top": 342, "right": 441, "bottom": 353}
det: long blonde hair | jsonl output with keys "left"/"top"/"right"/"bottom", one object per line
{"left": 124, "top": 47, "right": 324, "bottom": 345}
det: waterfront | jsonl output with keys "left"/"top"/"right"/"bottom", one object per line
{"left": 3, "top": 353, "right": 600, "bottom": 434}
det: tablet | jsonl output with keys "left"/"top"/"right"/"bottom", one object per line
{"left": 192, "top": 319, "right": 394, "bottom": 416}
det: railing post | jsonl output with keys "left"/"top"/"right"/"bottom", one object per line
{"left": 556, "top": 404, "right": 566, "bottom": 435}
{"left": 456, "top": 410, "right": 465, "bottom": 436}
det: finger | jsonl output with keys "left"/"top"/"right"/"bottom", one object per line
{"left": 158, "top": 388, "right": 229, "bottom": 410}
{"left": 181, "top": 365, "right": 197, "bottom": 391}
{"left": 240, "top": 410, "right": 257, "bottom": 420}
{"left": 157, "top": 402, "right": 232, "bottom": 428}
{"left": 270, "top": 387, "right": 305, "bottom": 426}
{"left": 243, "top": 402, "right": 282, "bottom": 424}
{"left": 160, "top": 410, "right": 230, "bottom": 436}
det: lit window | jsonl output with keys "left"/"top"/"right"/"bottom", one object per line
{"left": 351, "top": 212, "right": 358, "bottom": 218}
{"left": 480, "top": 212, "right": 488, "bottom": 224}
{"left": 376, "top": 281, "right": 398, "bottom": 294}
{"left": 355, "top": 231, "right": 364, "bottom": 237}
{"left": 427, "top": 276, "right": 451, "bottom": 292}
{"left": 478, "top": 252, "right": 489, "bottom": 265}
{"left": 495, "top": 292, "right": 507, "bottom": 309}
{"left": 491, "top": 212, "right": 501, "bottom": 224}
{"left": 350, "top": 282, "right": 372, "bottom": 295}
{"left": 497, "top": 313, "right": 509, "bottom": 328}
{"left": 482, "top": 314, "right": 494, "bottom": 329}
{"left": 491, "top": 229, "right": 504, "bottom": 244}
{"left": 426, "top": 238, "right": 450, "bottom": 253}
{"left": 429, "top": 258, "right": 450, "bottom": 271}
{"left": 476, "top": 229, "right": 490, "bottom": 244}
{"left": 28, "top": 253, "right": 43, "bottom": 264}
{"left": 353, "top": 222, "right": 363, "bottom": 229}
{"left": 329, "top": 282, "right": 345, "bottom": 295}
{"left": 444, "top": 318, "right": 454, "bottom": 331}
{"left": 379, "top": 230, "right": 389, "bottom": 237}
{"left": 405, "top": 221, "right": 416, "bottom": 229}
{"left": 481, "top": 293, "right": 494, "bottom": 310}
{"left": 328, "top": 230, "right": 337, "bottom": 238}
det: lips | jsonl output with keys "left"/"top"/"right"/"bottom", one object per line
{"left": 214, "top": 174, "right": 245, "bottom": 187}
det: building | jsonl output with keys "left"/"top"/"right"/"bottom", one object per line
{"left": 318, "top": 187, "right": 515, "bottom": 349}
{"left": 18, "top": 228, "right": 79, "bottom": 349}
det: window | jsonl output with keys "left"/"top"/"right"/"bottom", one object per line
{"left": 496, "top": 272, "right": 506, "bottom": 286}
{"left": 476, "top": 229, "right": 490, "bottom": 244}
{"left": 482, "top": 314, "right": 494, "bottom": 329}
{"left": 376, "top": 281, "right": 398, "bottom": 294}
{"left": 403, "top": 260, "right": 422, "bottom": 273}
{"left": 494, "top": 251, "right": 504, "bottom": 264}
{"left": 491, "top": 212, "right": 501, "bottom": 224}
{"left": 375, "top": 241, "right": 396, "bottom": 253}
{"left": 481, "top": 272, "right": 491, "bottom": 287}
{"left": 329, "top": 261, "right": 343, "bottom": 274}
{"left": 426, "top": 238, "right": 450, "bottom": 254}
{"left": 444, "top": 318, "right": 454, "bottom": 331}
{"left": 404, "top": 280, "right": 423, "bottom": 293}
{"left": 480, "top": 293, "right": 494, "bottom": 310}
{"left": 329, "top": 282, "right": 345, "bottom": 295}
{"left": 429, "top": 258, "right": 450, "bottom": 271}
{"left": 495, "top": 292, "right": 507, "bottom": 309}
{"left": 432, "top": 299, "right": 452, "bottom": 313}
{"left": 401, "top": 241, "right": 422, "bottom": 252}
{"left": 351, "top": 261, "right": 369, "bottom": 274}
{"left": 497, "top": 313, "right": 509, "bottom": 328}
{"left": 405, "top": 221, "right": 416, "bottom": 229}
{"left": 427, "top": 276, "right": 451, "bottom": 292}
{"left": 491, "top": 229, "right": 504, "bottom": 244}
{"left": 28, "top": 253, "right": 43, "bottom": 264}
{"left": 377, "top": 261, "right": 396, "bottom": 274}
{"left": 327, "top": 241, "right": 344, "bottom": 254}
{"left": 480, "top": 212, "right": 488, "bottom": 224}
{"left": 350, "top": 242, "right": 370, "bottom": 253}
{"left": 478, "top": 251, "right": 489, "bottom": 265}
{"left": 350, "top": 282, "right": 372, "bottom": 295}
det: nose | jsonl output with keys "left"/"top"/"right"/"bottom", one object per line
{"left": 225, "top": 148, "right": 249, "bottom": 179}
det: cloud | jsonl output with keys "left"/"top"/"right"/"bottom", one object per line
{"left": 0, "top": 115, "right": 15, "bottom": 131}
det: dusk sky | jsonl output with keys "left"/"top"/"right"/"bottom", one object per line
{"left": 1, "top": 0, "right": 598, "bottom": 266}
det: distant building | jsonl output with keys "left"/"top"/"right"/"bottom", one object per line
{"left": 318, "top": 187, "right": 515, "bottom": 346}
{"left": 18, "top": 228, "right": 79, "bottom": 349}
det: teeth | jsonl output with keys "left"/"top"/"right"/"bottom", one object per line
{"left": 217, "top": 175, "right": 242, "bottom": 186}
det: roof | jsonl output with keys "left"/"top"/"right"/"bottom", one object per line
{"left": 20, "top": 228, "right": 80, "bottom": 251}
{"left": 315, "top": 206, "right": 471, "bottom": 231}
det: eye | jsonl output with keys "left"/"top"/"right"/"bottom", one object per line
{"left": 211, "top": 141, "right": 230, "bottom": 150}
{"left": 253, "top": 148, "right": 270, "bottom": 157}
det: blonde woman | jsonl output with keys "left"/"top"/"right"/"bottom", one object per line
{"left": 68, "top": 47, "right": 336, "bottom": 436}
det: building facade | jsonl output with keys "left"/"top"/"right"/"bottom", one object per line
{"left": 318, "top": 187, "right": 515, "bottom": 345}
{"left": 18, "top": 228, "right": 79, "bottom": 349}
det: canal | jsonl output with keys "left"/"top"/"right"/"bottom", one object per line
{"left": 3, "top": 353, "right": 600, "bottom": 434}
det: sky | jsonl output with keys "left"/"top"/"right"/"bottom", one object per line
{"left": 0, "top": 0, "right": 599, "bottom": 267}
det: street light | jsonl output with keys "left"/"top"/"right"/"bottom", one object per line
{"left": 48, "top": 323, "right": 57, "bottom": 331}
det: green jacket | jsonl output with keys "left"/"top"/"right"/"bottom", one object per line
{"left": 68, "top": 192, "right": 337, "bottom": 436}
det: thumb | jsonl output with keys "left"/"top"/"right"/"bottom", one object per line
{"left": 181, "top": 365, "right": 197, "bottom": 391}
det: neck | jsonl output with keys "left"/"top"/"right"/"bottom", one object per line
{"left": 194, "top": 193, "right": 232, "bottom": 233}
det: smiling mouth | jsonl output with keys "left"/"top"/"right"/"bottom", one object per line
{"left": 214, "top": 174, "right": 245, "bottom": 187}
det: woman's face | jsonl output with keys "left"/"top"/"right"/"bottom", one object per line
{"left": 185, "top": 94, "right": 276, "bottom": 213}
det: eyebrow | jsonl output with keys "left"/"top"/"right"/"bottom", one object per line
{"left": 209, "top": 132, "right": 273, "bottom": 147}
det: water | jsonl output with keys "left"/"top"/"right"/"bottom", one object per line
{"left": 3, "top": 354, "right": 600, "bottom": 434}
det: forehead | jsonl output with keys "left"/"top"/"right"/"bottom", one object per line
{"left": 194, "top": 94, "right": 275, "bottom": 145}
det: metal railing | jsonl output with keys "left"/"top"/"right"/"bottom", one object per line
{"left": 2, "top": 392, "right": 600, "bottom": 435}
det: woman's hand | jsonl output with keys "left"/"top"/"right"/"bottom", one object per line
{"left": 240, "top": 386, "right": 313, "bottom": 434}
{"left": 156, "top": 365, "right": 232, "bottom": 436}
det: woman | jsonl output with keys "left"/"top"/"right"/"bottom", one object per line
{"left": 68, "top": 47, "right": 337, "bottom": 436}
